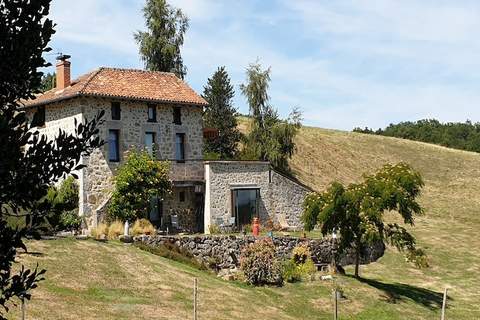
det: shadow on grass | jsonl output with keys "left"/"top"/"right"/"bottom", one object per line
{"left": 18, "top": 251, "right": 45, "bottom": 257}
{"left": 349, "top": 276, "right": 448, "bottom": 310}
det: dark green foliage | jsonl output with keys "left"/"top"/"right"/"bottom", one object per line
{"left": 240, "top": 62, "right": 302, "bottom": 173}
{"left": 239, "top": 239, "right": 283, "bottom": 286}
{"left": 353, "top": 119, "right": 480, "bottom": 153}
{"left": 39, "top": 72, "right": 55, "bottom": 92}
{"left": 135, "top": 242, "right": 209, "bottom": 271}
{"left": 0, "top": 1, "right": 104, "bottom": 317}
{"left": 202, "top": 66, "right": 241, "bottom": 159}
{"left": 107, "top": 150, "right": 172, "bottom": 222}
{"left": 134, "top": 0, "right": 189, "bottom": 79}
{"left": 302, "top": 163, "right": 426, "bottom": 277}
{"left": 41, "top": 176, "right": 81, "bottom": 232}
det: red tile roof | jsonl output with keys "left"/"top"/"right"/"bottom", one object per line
{"left": 23, "top": 67, "right": 208, "bottom": 107}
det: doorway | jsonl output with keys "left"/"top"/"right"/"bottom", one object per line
{"left": 232, "top": 188, "right": 260, "bottom": 228}
{"left": 148, "top": 196, "right": 163, "bottom": 228}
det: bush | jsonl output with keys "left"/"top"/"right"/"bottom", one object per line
{"left": 42, "top": 176, "right": 80, "bottom": 232}
{"left": 282, "top": 259, "right": 301, "bottom": 283}
{"left": 108, "top": 220, "right": 124, "bottom": 240}
{"left": 91, "top": 223, "right": 108, "bottom": 240}
{"left": 131, "top": 218, "right": 156, "bottom": 236}
{"left": 292, "top": 244, "right": 310, "bottom": 265}
{"left": 208, "top": 224, "right": 221, "bottom": 234}
{"left": 240, "top": 238, "right": 283, "bottom": 286}
{"left": 135, "top": 242, "right": 208, "bottom": 271}
{"left": 283, "top": 244, "right": 316, "bottom": 283}
{"left": 59, "top": 210, "right": 82, "bottom": 231}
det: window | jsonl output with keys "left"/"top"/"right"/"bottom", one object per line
{"left": 173, "top": 107, "right": 182, "bottom": 125}
{"left": 108, "top": 129, "right": 120, "bottom": 162}
{"left": 175, "top": 133, "right": 185, "bottom": 161}
{"left": 147, "top": 104, "right": 156, "bottom": 122}
{"left": 111, "top": 102, "right": 121, "bottom": 120}
{"left": 232, "top": 189, "right": 260, "bottom": 227}
{"left": 145, "top": 132, "right": 156, "bottom": 156}
{"left": 179, "top": 191, "right": 185, "bottom": 202}
{"left": 31, "top": 106, "right": 45, "bottom": 127}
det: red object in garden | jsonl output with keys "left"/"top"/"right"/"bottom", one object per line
{"left": 252, "top": 217, "right": 260, "bottom": 236}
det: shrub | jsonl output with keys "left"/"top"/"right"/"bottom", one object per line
{"left": 292, "top": 244, "right": 310, "bottom": 265}
{"left": 283, "top": 244, "right": 316, "bottom": 283}
{"left": 42, "top": 176, "right": 80, "bottom": 232}
{"left": 135, "top": 242, "right": 208, "bottom": 271}
{"left": 240, "top": 238, "right": 283, "bottom": 286}
{"left": 131, "top": 218, "right": 156, "bottom": 236}
{"left": 107, "top": 150, "right": 172, "bottom": 222}
{"left": 282, "top": 259, "right": 301, "bottom": 283}
{"left": 59, "top": 210, "right": 82, "bottom": 231}
{"left": 208, "top": 224, "right": 221, "bottom": 234}
{"left": 108, "top": 220, "right": 124, "bottom": 240}
{"left": 91, "top": 223, "right": 108, "bottom": 240}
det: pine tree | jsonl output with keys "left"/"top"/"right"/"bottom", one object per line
{"left": 134, "top": 0, "right": 189, "bottom": 79}
{"left": 202, "top": 67, "right": 241, "bottom": 159}
{"left": 40, "top": 72, "right": 55, "bottom": 92}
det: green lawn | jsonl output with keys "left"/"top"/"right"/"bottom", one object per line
{"left": 10, "top": 238, "right": 469, "bottom": 320}
{"left": 8, "top": 124, "right": 480, "bottom": 319}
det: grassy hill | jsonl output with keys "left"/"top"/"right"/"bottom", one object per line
{"left": 12, "top": 124, "right": 480, "bottom": 319}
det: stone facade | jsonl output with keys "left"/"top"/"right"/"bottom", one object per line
{"left": 204, "top": 161, "right": 311, "bottom": 233}
{"left": 135, "top": 235, "right": 386, "bottom": 270}
{"left": 27, "top": 96, "right": 204, "bottom": 228}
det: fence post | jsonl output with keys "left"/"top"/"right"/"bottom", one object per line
{"left": 333, "top": 288, "right": 338, "bottom": 320}
{"left": 21, "top": 297, "right": 25, "bottom": 320}
{"left": 441, "top": 287, "right": 448, "bottom": 320}
{"left": 193, "top": 278, "right": 198, "bottom": 320}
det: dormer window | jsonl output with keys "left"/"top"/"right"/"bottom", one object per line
{"left": 147, "top": 104, "right": 156, "bottom": 122}
{"left": 111, "top": 102, "right": 121, "bottom": 120}
{"left": 173, "top": 106, "right": 182, "bottom": 125}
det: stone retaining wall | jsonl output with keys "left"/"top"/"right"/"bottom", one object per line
{"left": 134, "top": 235, "right": 385, "bottom": 270}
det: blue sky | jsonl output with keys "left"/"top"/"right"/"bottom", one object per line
{"left": 45, "top": 0, "right": 480, "bottom": 130}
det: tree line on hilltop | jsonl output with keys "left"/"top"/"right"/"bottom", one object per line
{"left": 354, "top": 119, "right": 480, "bottom": 153}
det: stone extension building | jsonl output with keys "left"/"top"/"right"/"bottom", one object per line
{"left": 24, "top": 57, "right": 311, "bottom": 233}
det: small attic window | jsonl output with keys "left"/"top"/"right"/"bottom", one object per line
{"left": 111, "top": 102, "right": 121, "bottom": 120}
{"left": 173, "top": 107, "right": 182, "bottom": 125}
{"left": 31, "top": 106, "right": 45, "bottom": 127}
{"left": 147, "top": 104, "right": 156, "bottom": 122}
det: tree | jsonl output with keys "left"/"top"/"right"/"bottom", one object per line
{"left": 302, "top": 163, "right": 427, "bottom": 278}
{"left": 0, "top": 1, "right": 104, "bottom": 317}
{"left": 107, "top": 150, "right": 172, "bottom": 222}
{"left": 202, "top": 66, "right": 241, "bottom": 159}
{"left": 134, "top": 0, "right": 189, "bottom": 79}
{"left": 240, "top": 61, "right": 301, "bottom": 173}
{"left": 39, "top": 72, "right": 55, "bottom": 92}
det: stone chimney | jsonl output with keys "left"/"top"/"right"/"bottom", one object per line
{"left": 56, "top": 54, "right": 71, "bottom": 89}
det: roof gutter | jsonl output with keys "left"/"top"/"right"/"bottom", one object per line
{"left": 20, "top": 93, "right": 208, "bottom": 109}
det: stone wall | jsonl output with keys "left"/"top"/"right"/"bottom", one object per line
{"left": 135, "top": 235, "right": 385, "bottom": 270}
{"left": 80, "top": 97, "right": 204, "bottom": 227}
{"left": 25, "top": 100, "right": 85, "bottom": 214}
{"left": 204, "top": 161, "right": 311, "bottom": 233}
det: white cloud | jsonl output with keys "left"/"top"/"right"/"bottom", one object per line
{"left": 46, "top": 0, "right": 480, "bottom": 130}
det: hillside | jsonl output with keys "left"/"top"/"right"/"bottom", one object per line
{"left": 243, "top": 118, "right": 480, "bottom": 317}
{"left": 12, "top": 124, "right": 480, "bottom": 319}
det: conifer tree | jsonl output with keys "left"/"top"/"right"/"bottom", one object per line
{"left": 202, "top": 66, "right": 241, "bottom": 159}
{"left": 134, "top": 0, "right": 189, "bottom": 79}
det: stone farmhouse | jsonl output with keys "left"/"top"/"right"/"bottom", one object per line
{"left": 24, "top": 57, "right": 310, "bottom": 234}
